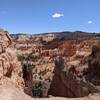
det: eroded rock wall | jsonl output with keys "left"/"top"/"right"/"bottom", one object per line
{"left": 0, "top": 29, "right": 24, "bottom": 91}
{"left": 48, "top": 56, "right": 100, "bottom": 98}
{"left": 86, "top": 45, "right": 100, "bottom": 85}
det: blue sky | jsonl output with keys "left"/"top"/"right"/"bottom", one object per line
{"left": 0, "top": 0, "right": 100, "bottom": 34}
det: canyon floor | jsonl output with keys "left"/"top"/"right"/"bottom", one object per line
{"left": 0, "top": 28, "right": 100, "bottom": 100}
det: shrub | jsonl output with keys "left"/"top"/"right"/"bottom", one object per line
{"left": 32, "top": 82, "right": 43, "bottom": 98}
{"left": 17, "top": 54, "right": 40, "bottom": 62}
{"left": 96, "top": 34, "right": 100, "bottom": 37}
{"left": 17, "top": 55, "right": 26, "bottom": 61}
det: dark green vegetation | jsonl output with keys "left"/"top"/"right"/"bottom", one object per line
{"left": 32, "top": 82, "right": 43, "bottom": 98}
{"left": 17, "top": 54, "right": 47, "bottom": 97}
{"left": 17, "top": 54, "right": 40, "bottom": 62}
{"left": 96, "top": 34, "right": 100, "bottom": 37}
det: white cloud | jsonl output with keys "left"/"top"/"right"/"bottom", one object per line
{"left": 52, "top": 13, "right": 64, "bottom": 18}
{"left": 88, "top": 21, "right": 93, "bottom": 24}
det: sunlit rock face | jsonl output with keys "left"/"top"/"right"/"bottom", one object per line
{"left": 0, "top": 28, "right": 12, "bottom": 48}
{"left": 0, "top": 28, "right": 24, "bottom": 91}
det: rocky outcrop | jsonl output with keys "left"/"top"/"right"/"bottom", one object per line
{"left": 0, "top": 29, "right": 24, "bottom": 91}
{"left": 0, "top": 84, "right": 33, "bottom": 100}
{"left": 86, "top": 45, "right": 100, "bottom": 85}
{"left": 0, "top": 84, "right": 100, "bottom": 100}
{"left": 48, "top": 56, "right": 99, "bottom": 98}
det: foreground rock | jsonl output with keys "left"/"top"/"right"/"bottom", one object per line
{"left": 0, "top": 85, "right": 33, "bottom": 100}
{"left": 0, "top": 85, "right": 100, "bottom": 100}
{"left": 0, "top": 29, "right": 24, "bottom": 91}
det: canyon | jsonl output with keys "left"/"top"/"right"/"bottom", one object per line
{"left": 0, "top": 28, "right": 100, "bottom": 100}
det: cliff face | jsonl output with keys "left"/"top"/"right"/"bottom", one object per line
{"left": 0, "top": 29, "right": 12, "bottom": 53}
{"left": 86, "top": 45, "right": 100, "bottom": 85}
{"left": 0, "top": 29, "right": 24, "bottom": 91}
{"left": 48, "top": 56, "right": 100, "bottom": 98}
{"left": 48, "top": 43, "right": 100, "bottom": 97}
